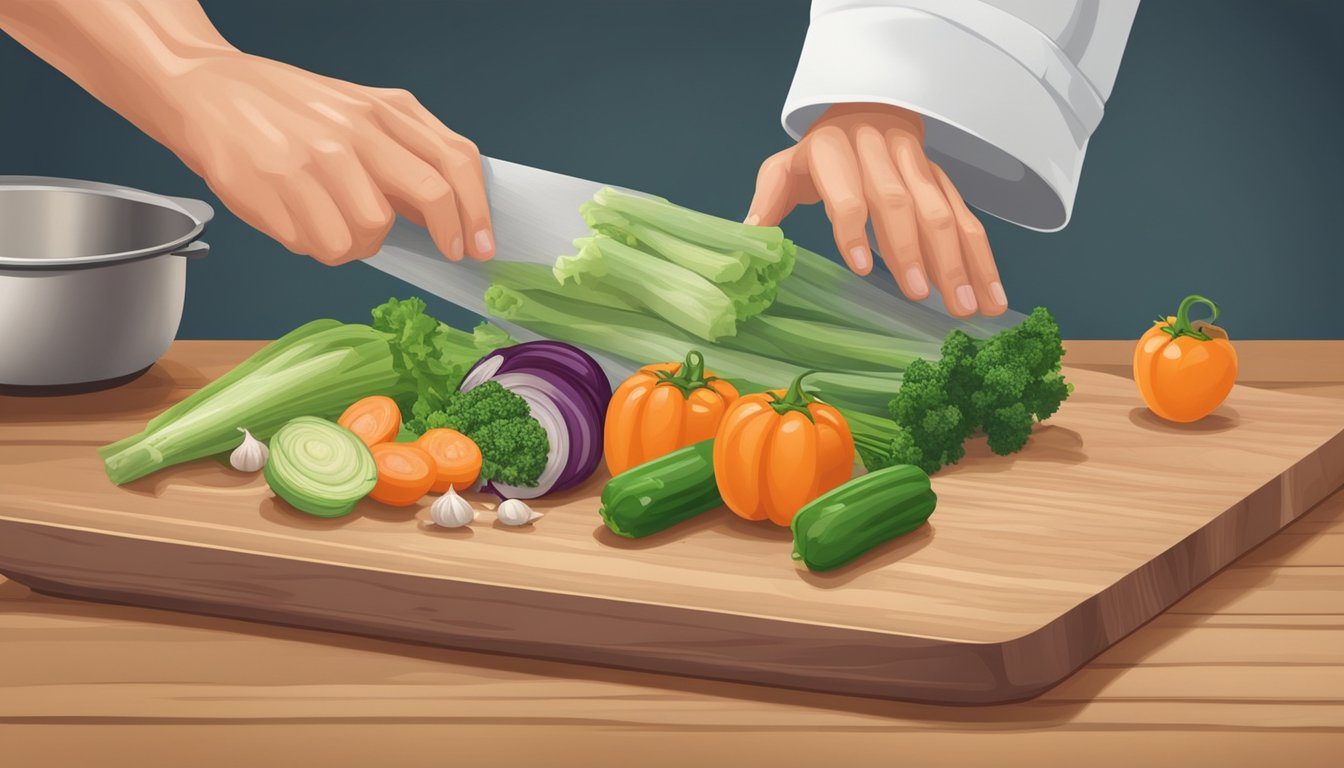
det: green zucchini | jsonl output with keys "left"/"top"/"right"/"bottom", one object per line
{"left": 599, "top": 440, "right": 721, "bottom": 538}
{"left": 790, "top": 464, "right": 936, "bottom": 571}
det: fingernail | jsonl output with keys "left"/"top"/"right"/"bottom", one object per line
{"left": 906, "top": 267, "right": 929, "bottom": 297}
{"left": 449, "top": 235, "right": 464, "bottom": 261}
{"left": 474, "top": 229, "right": 494, "bottom": 255}
{"left": 744, "top": 213, "right": 760, "bottom": 226}
{"left": 989, "top": 281, "right": 1007, "bottom": 306}
{"left": 956, "top": 285, "right": 978, "bottom": 313}
{"left": 848, "top": 246, "right": 872, "bottom": 274}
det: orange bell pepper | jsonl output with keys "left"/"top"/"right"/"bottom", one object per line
{"left": 604, "top": 350, "right": 739, "bottom": 475}
{"left": 713, "top": 371, "right": 855, "bottom": 527}
{"left": 1133, "top": 294, "right": 1238, "bottom": 423}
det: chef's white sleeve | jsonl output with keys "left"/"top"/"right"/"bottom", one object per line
{"left": 782, "top": 0, "right": 1140, "bottom": 231}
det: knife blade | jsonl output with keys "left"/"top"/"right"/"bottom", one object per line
{"left": 362, "top": 156, "right": 613, "bottom": 319}
{"left": 362, "top": 156, "right": 643, "bottom": 380}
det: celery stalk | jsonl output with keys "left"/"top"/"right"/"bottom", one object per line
{"left": 582, "top": 201, "right": 748, "bottom": 283}
{"left": 724, "top": 314, "right": 940, "bottom": 372}
{"left": 100, "top": 323, "right": 401, "bottom": 485}
{"left": 554, "top": 235, "right": 738, "bottom": 341}
{"left": 778, "top": 246, "right": 1023, "bottom": 339}
{"left": 486, "top": 260, "right": 639, "bottom": 312}
{"left": 594, "top": 187, "right": 785, "bottom": 257}
{"left": 484, "top": 285, "right": 902, "bottom": 415}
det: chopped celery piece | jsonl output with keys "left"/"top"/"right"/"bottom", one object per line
{"left": 580, "top": 198, "right": 795, "bottom": 323}
{"left": 582, "top": 201, "right": 748, "bottom": 283}
{"left": 594, "top": 187, "right": 785, "bottom": 256}
{"left": 554, "top": 235, "right": 738, "bottom": 341}
{"left": 487, "top": 260, "right": 639, "bottom": 312}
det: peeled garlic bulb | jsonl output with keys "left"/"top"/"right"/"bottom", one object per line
{"left": 430, "top": 486, "right": 477, "bottom": 528}
{"left": 497, "top": 498, "right": 543, "bottom": 526}
{"left": 229, "top": 428, "right": 268, "bottom": 472}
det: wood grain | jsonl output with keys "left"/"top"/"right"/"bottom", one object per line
{"left": 0, "top": 341, "right": 1342, "bottom": 766}
{"left": 2, "top": 342, "right": 1343, "bottom": 706}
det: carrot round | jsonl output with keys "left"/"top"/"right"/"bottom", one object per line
{"left": 416, "top": 428, "right": 483, "bottom": 493}
{"left": 368, "top": 443, "right": 436, "bottom": 506}
{"left": 338, "top": 396, "right": 401, "bottom": 447}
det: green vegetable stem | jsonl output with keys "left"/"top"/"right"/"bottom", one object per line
{"left": 652, "top": 350, "right": 719, "bottom": 397}
{"left": 1159, "top": 294, "right": 1220, "bottom": 342}
{"left": 555, "top": 235, "right": 739, "bottom": 342}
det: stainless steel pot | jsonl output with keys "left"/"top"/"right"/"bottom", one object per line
{"left": 0, "top": 176, "right": 213, "bottom": 388}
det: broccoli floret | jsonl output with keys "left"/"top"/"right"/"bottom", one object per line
{"left": 471, "top": 417, "right": 549, "bottom": 488}
{"left": 430, "top": 381, "right": 532, "bottom": 434}
{"left": 846, "top": 307, "right": 1071, "bottom": 475}
{"left": 405, "top": 381, "right": 550, "bottom": 488}
{"left": 887, "top": 355, "right": 973, "bottom": 475}
{"left": 969, "top": 307, "right": 1070, "bottom": 456}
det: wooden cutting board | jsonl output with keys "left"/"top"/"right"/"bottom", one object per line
{"left": 1, "top": 342, "right": 1342, "bottom": 705}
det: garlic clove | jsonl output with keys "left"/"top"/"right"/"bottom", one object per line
{"left": 229, "top": 428, "right": 269, "bottom": 473}
{"left": 430, "top": 486, "right": 477, "bottom": 528}
{"left": 497, "top": 498, "right": 543, "bottom": 527}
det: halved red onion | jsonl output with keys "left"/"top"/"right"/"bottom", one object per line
{"left": 463, "top": 341, "right": 611, "bottom": 498}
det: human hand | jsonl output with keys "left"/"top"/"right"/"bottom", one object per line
{"left": 747, "top": 103, "right": 1006, "bottom": 317}
{"left": 156, "top": 52, "right": 492, "bottom": 265}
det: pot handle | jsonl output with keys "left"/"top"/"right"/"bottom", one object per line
{"left": 164, "top": 195, "right": 215, "bottom": 226}
{"left": 171, "top": 240, "right": 210, "bottom": 260}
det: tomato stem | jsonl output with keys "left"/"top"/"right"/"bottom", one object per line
{"left": 653, "top": 350, "right": 721, "bottom": 398}
{"left": 681, "top": 350, "right": 706, "bottom": 382}
{"left": 769, "top": 370, "right": 819, "bottom": 421}
{"left": 1160, "top": 294, "right": 1219, "bottom": 342}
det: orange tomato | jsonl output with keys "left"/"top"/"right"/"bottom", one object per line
{"left": 713, "top": 371, "right": 855, "bottom": 527}
{"left": 605, "top": 350, "right": 739, "bottom": 475}
{"left": 1133, "top": 294, "right": 1238, "bottom": 423}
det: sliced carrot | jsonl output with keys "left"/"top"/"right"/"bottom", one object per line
{"left": 338, "top": 396, "right": 401, "bottom": 447}
{"left": 368, "top": 443, "right": 436, "bottom": 506}
{"left": 416, "top": 428, "right": 483, "bottom": 493}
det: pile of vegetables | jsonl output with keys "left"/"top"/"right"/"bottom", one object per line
{"left": 481, "top": 188, "right": 1071, "bottom": 479}
{"left": 98, "top": 186, "right": 1076, "bottom": 573}
{"left": 599, "top": 362, "right": 940, "bottom": 572}
{"left": 101, "top": 297, "right": 611, "bottom": 515}
{"left": 592, "top": 304, "right": 1067, "bottom": 569}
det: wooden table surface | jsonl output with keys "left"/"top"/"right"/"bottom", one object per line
{"left": 2, "top": 340, "right": 1342, "bottom": 767}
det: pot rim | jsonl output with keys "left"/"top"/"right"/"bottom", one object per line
{"left": 0, "top": 175, "right": 214, "bottom": 269}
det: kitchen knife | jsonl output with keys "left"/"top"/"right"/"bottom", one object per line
{"left": 362, "top": 156, "right": 643, "bottom": 379}
{"left": 363, "top": 156, "right": 613, "bottom": 321}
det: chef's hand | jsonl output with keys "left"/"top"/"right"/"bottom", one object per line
{"left": 747, "top": 104, "right": 1006, "bottom": 317}
{"left": 0, "top": 0, "right": 491, "bottom": 266}
{"left": 160, "top": 53, "right": 493, "bottom": 265}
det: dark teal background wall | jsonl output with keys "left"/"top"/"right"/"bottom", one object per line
{"left": 2, "top": 0, "right": 1341, "bottom": 339}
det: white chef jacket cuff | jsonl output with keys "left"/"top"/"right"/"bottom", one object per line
{"left": 782, "top": 5, "right": 1109, "bottom": 232}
